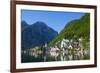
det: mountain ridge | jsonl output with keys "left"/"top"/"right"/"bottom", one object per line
{"left": 48, "top": 13, "right": 90, "bottom": 47}
{"left": 21, "top": 21, "right": 58, "bottom": 50}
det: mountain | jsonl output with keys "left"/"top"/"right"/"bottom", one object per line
{"left": 21, "top": 21, "right": 29, "bottom": 30}
{"left": 48, "top": 13, "right": 90, "bottom": 47}
{"left": 21, "top": 21, "right": 58, "bottom": 50}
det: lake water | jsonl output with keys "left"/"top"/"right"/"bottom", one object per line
{"left": 21, "top": 48, "right": 90, "bottom": 63}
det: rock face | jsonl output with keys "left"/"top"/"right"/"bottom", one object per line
{"left": 21, "top": 21, "right": 29, "bottom": 30}
{"left": 21, "top": 21, "right": 58, "bottom": 50}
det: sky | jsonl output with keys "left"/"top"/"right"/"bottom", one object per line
{"left": 21, "top": 10, "right": 85, "bottom": 33}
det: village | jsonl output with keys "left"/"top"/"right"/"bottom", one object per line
{"left": 22, "top": 38, "right": 90, "bottom": 61}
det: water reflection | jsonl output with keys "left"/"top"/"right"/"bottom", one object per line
{"left": 22, "top": 48, "right": 90, "bottom": 63}
{"left": 21, "top": 38, "right": 90, "bottom": 63}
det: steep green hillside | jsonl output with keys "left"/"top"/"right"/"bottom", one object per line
{"left": 48, "top": 13, "right": 90, "bottom": 47}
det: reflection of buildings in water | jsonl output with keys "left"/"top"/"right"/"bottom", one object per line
{"left": 49, "top": 52, "right": 59, "bottom": 61}
{"left": 68, "top": 54, "right": 73, "bottom": 60}
{"left": 50, "top": 51, "right": 59, "bottom": 57}
{"left": 29, "top": 51, "right": 41, "bottom": 58}
{"left": 25, "top": 47, "right": 43, "bottom": 58}
{"left": 21, "top": 38, "right": 89, "bottom": 62}
{"left": 22, "top": 50, "right": 27, "bottom": 54}
{"left": 43, "top": 56, "right": 47, "bottom": 62}
{"left": 49, "top": 50, "right": 72, "bottom": 61}
{"left": 50, "top": 47, "right": 60, "bottom": 52}
{"left": 60, "top": 51, "right": 67, "bottom": 61}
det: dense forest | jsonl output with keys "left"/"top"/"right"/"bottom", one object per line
{"left": 48, "top": 13, "right": 90, "bottom": 47}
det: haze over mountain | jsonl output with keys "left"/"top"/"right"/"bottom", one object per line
{"left": 21, "top": 21, "right": 58, "bottom": 50}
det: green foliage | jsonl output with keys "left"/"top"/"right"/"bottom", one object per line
{"left": 48, "top": 13, "right": 90, "bottom": 47}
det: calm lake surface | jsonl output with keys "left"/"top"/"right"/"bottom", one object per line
{"left": 21, "top": 48, "right": 90, "bottom": 63}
